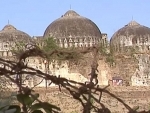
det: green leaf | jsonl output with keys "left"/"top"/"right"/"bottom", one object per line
{"left": 31, "top": 102, "right": 60, "bottom": 113}
{"left": 3, "top": 108, "right": 16, "bottom": 113}
{"left": 8, "top": 105, "right": 21, "bottom": 113}
{"left": 32, "top": 110, "right": 43, "bottom": 113}
{"left": 0, "top": 99, "right": 10, "bottom": 108}
{"left": 30, "top": 103, "right": 43, "bottom": 111}
{"left": 0, "top": 106, "right": 10, "bottom": 112}
{"left": 32, "top": 93, "right": 39, "bottom": 100}
{"left": 31, "top": 103, "right": 52, "bottom": 112}
{"left": 26, "top": 93, "right": 40, "bottom": 107}
{"left": 42, "top": 102, "right": 60, "bottom": 111}
{"left": 44, "top": 109, "right": 51, "bottom": 113}
{"left": 17, "top": 94, "right": 32, "bottom": 106}
{"left": 0, "top": 99, "right": 10, "bottom": 112}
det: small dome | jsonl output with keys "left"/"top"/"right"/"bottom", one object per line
{"left": 111, "top": 21, "right": 150, "bottom": 39}
{"left": 63, "top": 10, "right": 80, "bottom": 17}
{"left": 43, "top": 10, "right": 101, "bottom": 39}
{"left": 2, "top": 24, "right": 17, "bottom": 31}
{"left": 110, "top": 20, "right": 150, "bottom": 53}
{"left": 126, "top": 20, "right": 140, "bottom": 26}
{"left": 0, "top": 24, "right": 31, "bottom": 42}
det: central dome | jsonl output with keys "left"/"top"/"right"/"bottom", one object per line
{"left": 43, "top": 10, "right": 101, "bottom": 39}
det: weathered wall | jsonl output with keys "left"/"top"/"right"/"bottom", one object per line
{"left": 9, "top": 52, "right": 150, "bottom": 88}
{"left": 105, "top": 53, "right": 150, "bottom": 86}
{"left": 69, "top": 54, "right": 138, "bottom": 86}
{"left": 108, "top": 54, "right": 138, "bottom": 86}
{"left": 80, "top": 53, "right": 150, "bottom": 86}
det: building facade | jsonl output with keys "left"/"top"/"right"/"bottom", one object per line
{"left": 2, "top": 10, "right": 150, "bottom": 87}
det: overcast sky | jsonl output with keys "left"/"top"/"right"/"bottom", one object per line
{"left": 0, "top": 0, "right": 150, "bottom": 39}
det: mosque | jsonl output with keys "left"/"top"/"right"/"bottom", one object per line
{"left": 1, "top": 9, "right": 150, "bottom": 87}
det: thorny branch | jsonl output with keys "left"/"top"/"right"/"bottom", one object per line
{"left": 0, "top": 46, "right": 137, "bottom": 113}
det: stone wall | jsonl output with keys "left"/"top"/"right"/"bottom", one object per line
{"left": 6, "top": 52, "right": 150, "bottom": 88}
{"left": 108, "top": 54, "right": 138, "bottom": 86}
{"left": 65, "top": 52, "right": 150, "bottom": 86}
{"left": 107, "top": 53, "right": 150, "bottom": 86}
{"left": 70, "top": 53, "right": 138, "bottom": 86}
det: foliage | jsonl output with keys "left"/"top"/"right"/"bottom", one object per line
{"left": 98, "top": 44, "right": 108, "bottom": 56}
{"left": 11, "top": 41, "right": 29, "bottom": 60}
{"left": 41, "top": 37, "right": 83, "bottom": 62}
{"left": 0, "top": 91, "right": 60, "bottom": 113}
{"left": 42, "top": 37, "right": 59, "bottom": 53}
{"left": 98, "top": 44, "right": 115, "bottom": 66}
{"left": 0, "top": 43, "right": 149, "bottom": 113}
{"left": 105, "top": 53, "right": 115, "bottom": 66}
{"left": 12, "top": 41, "right": 26, "bottom": 53}
{"left": 0, "top": 99, "right": 17, "bottom": 113}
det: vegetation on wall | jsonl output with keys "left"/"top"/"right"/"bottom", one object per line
{"left": 42, "top": 37, "right": 59, "bottom": 53}
{"left": 41, "top": 37, "right": 83, "bottom": 61}
{"left": 1, "top": 37, "right": 150, "bottom": 113}
{"left": 98, "top": 43, "right": 115, "bottom": 66}
{"left": 0, "top": 41, "right": 149, "bottom": 112}
{"left": 11, "top": 41, "right": 27, "bottom": 58}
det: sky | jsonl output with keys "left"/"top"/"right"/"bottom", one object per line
{"left": 0, "top": 0, "right": 150, "bottom": 40}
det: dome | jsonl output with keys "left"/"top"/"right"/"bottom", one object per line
{"left": 110, "top": 20, "right": 150, "bottom": 52}
{"left": 0, "top": 24, "right": 31, "bottom": 42}
{"left": 43, "top": 10, "right": 101, "bottom": 39}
